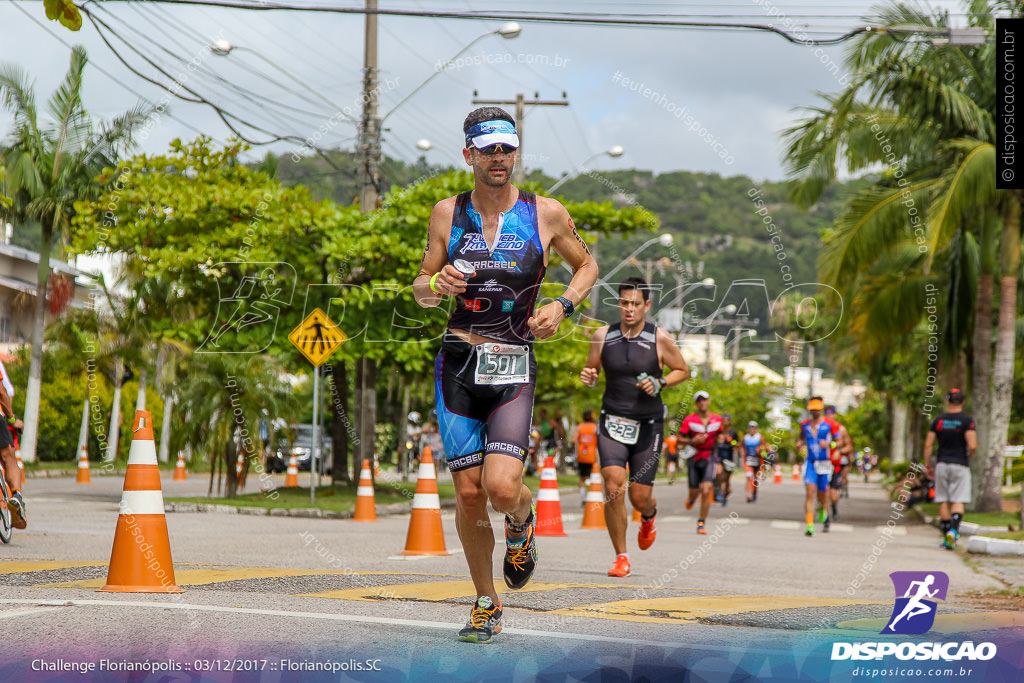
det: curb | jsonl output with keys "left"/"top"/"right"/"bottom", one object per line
{"left": 966, "top": 535, "right": 1024, "bottom": 556}
{"left": 26, "top": 468, "right": 128, "bottom": 478}
{"left": 164, "top": 497, "right": 459, "bottom": 519}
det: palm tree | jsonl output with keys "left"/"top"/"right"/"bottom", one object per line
{"left": 0, "top": 46, "right": 150, "bottom": 462}
{"left": 783, "top": 1, "right": 1017, "bottom": 511}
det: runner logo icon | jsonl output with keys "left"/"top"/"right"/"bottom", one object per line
{"left": 883, "top": 571, "right": 948, "bottom": 635}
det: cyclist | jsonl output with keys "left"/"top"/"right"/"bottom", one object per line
{"left": 743, "top": 421, "right": 767, "bottom": 503}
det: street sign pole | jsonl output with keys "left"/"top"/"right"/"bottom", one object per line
{"left": 311, "top": 365, "right": 319, "bottom": 505}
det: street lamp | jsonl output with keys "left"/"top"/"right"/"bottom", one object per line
{"left": 381, "top": 23, "right": 521, "bottom": 124}
{"left": 546, "top": 145, "right": 625, "bottom": 194}
{"left": 702, "top": 304, "right": 736, "bottom": 377}
{"left": 210, "top": 40, "right": 355, "bottom": 122}
{"left": 415, "top": 139, "right": 433, "bottom": 151}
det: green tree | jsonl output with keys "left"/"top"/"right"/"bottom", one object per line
{"left": 0, "top": 46, "right": 149, "bottom": 463}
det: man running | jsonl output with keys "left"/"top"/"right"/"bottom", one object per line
{"left": 414, "top": 107, "right": 598, "bottom": 643}
{"left": 0, "top": 357, "right": 24, "bottom": 529}
{"left": 580, "top": 277, "right": 690, "bottom": 577}
{"left": 662, "top": 428, "right": 679, "bottom": 484}
{"left": 743, "top": 421, "right": 766, "bottom": 503}
{"left": 714, "top": 414, "right": 738, "bottom": 507}
{"left": 924, "top": 388, "right": 976, "bottom": 550}
{"left": 679, "top": 391, "right": 723, "bottom": 535}
{"left": 798, "top": 397, "right": 840, "bottom": 536}
{"left": 571, "top": 410, "right": 598, "bottom": 505}
{"left": 824, "top": 405, "right": 853, "bottom": 520}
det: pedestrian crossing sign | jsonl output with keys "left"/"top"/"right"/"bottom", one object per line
{"left": 288, "top": 308, "right": 346, "bottom": 366}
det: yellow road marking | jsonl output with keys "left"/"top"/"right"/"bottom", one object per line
{"left": 36, "top": 568, "right": 465, "bottom": 589}
{"left": 0, "top": 561, "right": 107, "bottom": 574}
{"left": 547, "top": 596, "right": 886, "bottom": 625}
{"left": 836, "top": 612, "right": 1024, "bottom": 633}
{"left": 300, "top": 580, "right": 614, "bottom": 602}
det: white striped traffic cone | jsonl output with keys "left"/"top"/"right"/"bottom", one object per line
{"left": 581, "top": 472, "right": 607, "bottom": 529}
{"left": 98, "top": 410, "right": 183, "bottom": 593}
{"left": 173, "top": 452, "right": 187, "bottom": 481}
{"left": 284, "top": 453, "right": 299, "bottom": 487}
{"left": 353, "top": 459, "right": 377, "bottom": 521}
{"left": 401, "top": 446, "right": 448, "bottom": 555}
{"left": 535, "top": 456, "right": 567, "bottom": 536}
{"left": 76, "top": 445, "right": 91, "bottom": 484}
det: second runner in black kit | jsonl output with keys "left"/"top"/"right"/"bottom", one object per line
{"left": 581, "top": 278, "right": 690, "bottom": 578}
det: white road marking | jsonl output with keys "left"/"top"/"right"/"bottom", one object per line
{"left": 0, "top": 606, "right": 62, "bottom": 619}
{"left": 0, "top": 598, "right": 736, "bottom": 650}
{"left": 388, "top": 549, "right": 464, "bottom": 561}
{"left": 770, "top": 521, "right": 801, "bottom": 530}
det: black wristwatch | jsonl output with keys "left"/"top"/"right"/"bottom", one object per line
{"left": 555, "top": 296, "right": 575, "bottom": 318}
{"left": 658, "top": 377, "right": 667, "bottom": 389}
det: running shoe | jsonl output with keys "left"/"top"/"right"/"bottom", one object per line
{"left": 607, "top": 554, "right": 631, "bottom": 577}
{"left": 805, "top": 524, "right": 815, "bottom": 537}
{"left": 832, "top": 508, "right": 840, "bottom": 522}
{"left": 721, "top": 497, "right": 728, "bottom": 508}
{"left": 944, "top": 529, "right": 959, "bottom": 550}
{"left": 823, "top": 517, "right": 831, "bottom": 533}
{"left": 638, "top": 513, "right": 656, "bottom": 550}
{"left": 697, "top": 519, "right": 707, "bottom": 535}
{"left": 746, "top": 495, "right": 753, "bottom": 503}
{"left": 458, "top": 596, "right": 502, "bottom": 643}
{"left": 9, "top": 490, "right": 26, "bottom": 530}
{"left": 503, "top": 504, "right": 538, "bottom": 590}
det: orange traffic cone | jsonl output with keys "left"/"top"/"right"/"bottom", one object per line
{"left": 792, "top": 463, "right": 800, "bottom": 481}
{"left": 535, "top": 456, "right": 567, "bottom": 536}
{"left": 236, "top": 450, "right": 246, "bottom": 491}
{"left": 173, "top": 452, "right": 187, "bottom": 481}
{"left": 99, "top": 410, "right": 183, "bottom": 593}
{"left": 774, "top": 463, "right": 783, "bottom": 484}
{"left": 76, "top": 445, "right": 91, "bottom": 484}
{"left": 353, "top": 459, "right": 377, "bottom": 522}
{"left": 581, "top": 473, "right": 607, "bottom": 529}
{"left": 284, "top": 453, "right": 299, "bottom": 487}
{"left": 401, "top": 446, "right": 448, "bottom": 555}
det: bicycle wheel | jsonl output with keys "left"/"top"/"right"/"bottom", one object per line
{"left": 0, "top": 474, "right": 12, "bottom": 544}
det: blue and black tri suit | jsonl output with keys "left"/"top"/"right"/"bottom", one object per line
{"left": 801, "top": 419, "right": 838, "bottom": 492}
{"left": 435, "top": 190, "right": 546, "bottom": 472}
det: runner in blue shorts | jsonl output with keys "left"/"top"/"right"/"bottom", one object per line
{"left": 414, "top": 107, "right": 598, "bottom": 644}
{"left": 798, "top": 397, "right": 840, "bottom": 536}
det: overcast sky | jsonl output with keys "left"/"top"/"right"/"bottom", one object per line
{"left": 1, "top": 1, "right": 971, "bottom": 183}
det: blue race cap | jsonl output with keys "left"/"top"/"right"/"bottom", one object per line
{"left": 465, "top": 119, "right": 520, "bottom": 149}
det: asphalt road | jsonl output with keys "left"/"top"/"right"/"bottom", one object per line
{"left": 1, "top": 468, "right": 1021, "bottom": 682}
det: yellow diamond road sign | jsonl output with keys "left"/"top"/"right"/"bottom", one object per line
{"left": 288, "top": 308, "right": 347, "bottom": 367}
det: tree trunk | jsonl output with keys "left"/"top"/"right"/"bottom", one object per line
{"left": 890, "top": 399, "right": 909, "bottom": 466}
{"left": 106, "top": 358, "right": 123, "bottom": 463}
{"left": 329, "top": 361, "right": 352, "bottom": 487}
{"left": 19, "top": 223, "right": 53, "bottom": 463}
{"left": 398, "top": 380, "right": 411, "bottom": 482}
{"left": 983, "top": 200, "right": 1021, "bottom": 512}
{"left": 135, "top": 367, "right": 148, "bottom": 411}
{"left": 158, "top": 395, "right": 174, "bottom": 463}
{"left": 355, "top": 357, "right": 377, "bottom": 485}
{"left": 970, "top": 273, "right": 994, "bottom": 509}
{"left": 224, "top": 438, "right": 238, "bottom": 499}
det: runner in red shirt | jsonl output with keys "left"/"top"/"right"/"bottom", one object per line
{"left": 679, "top": 391, "right": 723, "bottom": 535}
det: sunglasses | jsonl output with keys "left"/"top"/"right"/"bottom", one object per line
{"left": 475, "top": 144, "right": 516, "bottom": 156}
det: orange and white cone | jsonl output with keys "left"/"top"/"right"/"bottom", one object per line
{"left": 284, "top": 453, "right": 299, "bottom": 487}
{"left": 774, "top": 463, "right": 783, "bottom": 484}
{"left": 792, "top": 463, "right": 800, "bottom": 481}
{"left": 581, "top": 472, "right": 607, "bottom": 529}
{"left": 401, "top": 446, "right": 448, "bottom": 555}
{"left": 98, "top": 410, "right": 183, "bottom": 593}
{"left": 173, "top": 452, "right": 187, "bottom": 481}
{"left": 353, "top": 459, "right": 377, "bottom": 522}
{"left": 76, "top": 445, "right": 91, "bottom": 484}
{"left": 536, "top": 456, "right": 567, "bottom": 536}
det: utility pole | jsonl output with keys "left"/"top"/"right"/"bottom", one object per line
{"left": 355, "top": 0, "right": 379, "bottom": 481}
{"left": 471, "top": 92, "right": 569, "bottom": 184}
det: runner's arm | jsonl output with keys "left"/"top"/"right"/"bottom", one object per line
{"left": 414, "top": 199, "right": 467, "bottom": 307}
{"left": 580, "top": 326, "right": 608, "bottom": 387}
{"left": 965, "top": 428, "right": 976, "bottom": 458}
{"left": 656, "top": 327, "right": 690, "bottom": 388}
{"left": 529, "top": 198, "right": 598, "bottom": 339}
{"left": 923, "top": 431, "right": 936, "bottom": 470}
